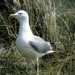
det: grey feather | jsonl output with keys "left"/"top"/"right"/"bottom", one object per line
{"left": 29, "top": 36, "right": 52, "bottom": 53}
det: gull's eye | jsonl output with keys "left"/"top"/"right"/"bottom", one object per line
{"left": 18, "top": 13, "right": 22, "bottom": 15}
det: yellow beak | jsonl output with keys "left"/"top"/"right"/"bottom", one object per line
{"left": 9, "top": 14, "right": 16, "bottom": 18}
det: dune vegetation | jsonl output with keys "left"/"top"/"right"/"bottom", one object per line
{"left": 0, "top": 0, "right": 75, "bottom": 75}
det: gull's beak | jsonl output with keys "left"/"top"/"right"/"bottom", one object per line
{"left": 9, "top": 14, "right": 16, "bottom": 18}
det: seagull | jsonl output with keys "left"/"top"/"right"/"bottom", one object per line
{"left": 9, "top": 10, "right": 58, "bottom": 75}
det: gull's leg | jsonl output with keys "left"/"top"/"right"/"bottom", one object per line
{"left": 36, "top": 58, "right": 39, "bottom": 75}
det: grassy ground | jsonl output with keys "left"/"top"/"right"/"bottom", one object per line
{"left": 0, "top": 0, "right": 75, "bottom": 75}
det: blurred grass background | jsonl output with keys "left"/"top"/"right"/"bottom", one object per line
{"left": 0, "top": 0, "right": 75, "bottom": 75}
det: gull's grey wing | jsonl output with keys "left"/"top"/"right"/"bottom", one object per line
{"left": 29, "top": 36, "right": 52, "bottom": 53}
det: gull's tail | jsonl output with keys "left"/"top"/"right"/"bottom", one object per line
{"left": 42, "top": 50, "right": 55, "bottom": 57}
{"left": 40, "top": 42, "right": 61, "bottom": 57}
{"left": 50, "top": 42, "right": 61, "bottom": 46}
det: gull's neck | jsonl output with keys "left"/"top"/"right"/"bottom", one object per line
{"left": 18, "top": 19, "right": 33, "bottom": 36}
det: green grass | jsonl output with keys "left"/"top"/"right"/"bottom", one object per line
{"left": 0, "top": 0, "right": 75, "bottom": 75}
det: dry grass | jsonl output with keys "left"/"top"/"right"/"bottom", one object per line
{"left": 0, "top": 0, "right": 75, "bottom": 75}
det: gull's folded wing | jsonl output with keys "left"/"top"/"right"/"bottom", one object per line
{"left": 29, "top": 36, "right": 52, "bottom": 53}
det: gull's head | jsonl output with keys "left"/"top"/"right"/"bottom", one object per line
{"left": 9, "top": 10, "right": 29, "bottom": 21}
